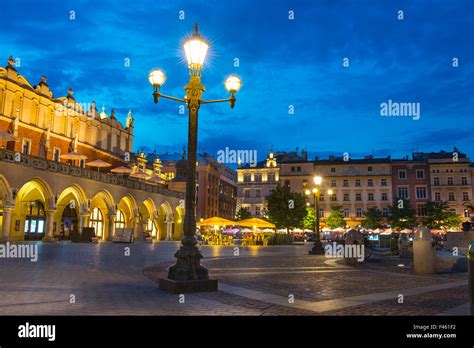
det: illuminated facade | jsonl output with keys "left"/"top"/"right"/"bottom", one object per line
{"left": 242, "top": 148, "right": 474, "bottom": 227}
{"left": 0, "top": 56, "right": 184, "bottom": 242}
{"left": 237, "top": 150, "right": 283, "bottom": 217}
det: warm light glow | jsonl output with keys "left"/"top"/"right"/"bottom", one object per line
{"left": 327, "top": 189, "right": 333, "bottom": 195}
{"left": 305, "top": 189, "right": 311, "bottom": 196}
{"left": 225, "top": 75, "right": 242, "bottom": 93}
{"left": 148, "top": 69, "right": 166, "bottom": 87}
{"left": 183, "top": 35, "right": 209, "bottom": 71}
{"left": 312, "top": 188, "right": 318, "bottom": 194}
{"left": 306, "top": 202, "right": 310, "bottom": 206}
{"left": 313, "top": 176, "right": 322, "bottom": 185}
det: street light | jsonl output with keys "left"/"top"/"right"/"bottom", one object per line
{"left": 150, "top": 23, "right": 242, "bottom": 293}
{"left": 305, "top": 175, "right": 333, "bottom": 255}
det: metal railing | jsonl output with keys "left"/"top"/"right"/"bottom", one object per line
{"left": 0, "top": 149, "right": 184, "bottom": 199}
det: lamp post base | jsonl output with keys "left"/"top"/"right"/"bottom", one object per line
{"left": 309, "top": 239, "right": 325, "bottom": 255}
{"left": 160, "top": 243, "right": 217, "bottom": 293}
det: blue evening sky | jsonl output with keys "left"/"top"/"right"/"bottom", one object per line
{"left": 1, "top": 0, "right": 473, "bottom": 162}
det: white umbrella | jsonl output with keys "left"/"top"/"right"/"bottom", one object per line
{"left": 292, "top": 228, "right": 303, "bottom": 233}
{"left": 240, "top": 228, "right": 252, "bottom": 233}
{"left": 111, "top": 166, "right": 132, "bottom": 174}
{"left": 262, "top": 228, "right": 275, "bottom": 233}
{"left": 86, "top": 159, "right": 112, "bottom": 173}
{"left": 131, "top": 170, "right": 150, "bottom": 180}
{"left": 60, "top": 151, "right": 87, "bottom": 161}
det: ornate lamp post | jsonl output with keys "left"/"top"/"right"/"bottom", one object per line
{"left": 305, "top": 175, "right": 333, "bottom": 255}
{"left": 149, "top": 24, "right": 242, "bottom": 293}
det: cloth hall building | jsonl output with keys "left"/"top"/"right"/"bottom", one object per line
{"left": 0, "top": 56, "right": 184, "bottom": 242}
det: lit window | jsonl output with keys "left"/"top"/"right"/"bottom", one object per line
{"left": 90, "top": 207, "right": 104, "bottom": 237}
{"left": 115, "top": 210, "right": 126, "bottom": 229}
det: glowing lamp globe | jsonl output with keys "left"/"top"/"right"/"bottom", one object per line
{"left": 225, "top": 75, "right": 242, "bottom": 93}
{"left": 183, "top": 24, "right": 209, "bottom": 72}
{"left": 313, "top": 176, "right": 322, "bottom": 185}
{"left": 148, "top": 69, "right": 166, "bottom": 87}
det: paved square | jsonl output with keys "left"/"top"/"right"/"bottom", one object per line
{"left": 0, "top": 241, "right": 469, "bottom": 315}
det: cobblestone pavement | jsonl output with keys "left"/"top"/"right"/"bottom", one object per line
{"left": 145, "top": 253, "right": 470, "bottom": 315}
{"left": 0, "top": 241, "right": 304, "bottom": 315}
{"left": 0, "top": 241, "right": 469, "bottom": 315}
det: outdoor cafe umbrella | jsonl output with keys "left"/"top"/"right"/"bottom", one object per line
{"left": 130, "top": 170, "right": 150, "bottom": 180}
{"left": 60, "top": 151, "right": 88, "bottom": 161}
{"left": 0, "top": 130, "right": 19, "bottom": 142}
{"left": 197, "top": 217, "right": 235, "bottom": 227}
{"left": 86, "top": 159, "right": 112, "bottom": 173}
{"left": 111, "top": 166, "right": 132, "bottom": 174}
{"left": 237, "top": 217, "right": 276, "bottom": 229}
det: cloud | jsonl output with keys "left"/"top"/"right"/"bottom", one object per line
{"left": 1, "top": 0, "right": 472, "bottom": 161}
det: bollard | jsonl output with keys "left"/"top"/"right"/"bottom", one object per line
{"left": 469, "top": 242, "right": 474, "bottom": 316}
{"left": 413, "top": 226, "right": 436, "bottom": 274}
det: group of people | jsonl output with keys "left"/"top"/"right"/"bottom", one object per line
{"left": 241, "top": 233, "right": 269, "bottom": 246}
{"left": 197, "top": 232, "right": 234, "bottom": 246}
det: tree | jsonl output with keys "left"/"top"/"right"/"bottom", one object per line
{"left": 325, "top": 205, "right": 345, "bottom": 229}
{"left": 423, "top": 201, "right": 461, "bottom": 230}
{"left": 303, "top": 207, "right": 316, "bottom": 230}
{"left": 388, "top": 198, "right": 416, "bottom": 229}
{"left": 362, "top": 207, "right": 383, "bottom": 229}
{"left": 266, "top": 184, "right": 307, "bottom": 231}
{"left": 236, "top": 207, "right": 252, "bottom": 220}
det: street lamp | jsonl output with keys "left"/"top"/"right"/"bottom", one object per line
{"left": 150, "top": 23, "right": 242, "bottom": 293}
{"left": 305, "top": 175, "right": 333, "bottom": 255}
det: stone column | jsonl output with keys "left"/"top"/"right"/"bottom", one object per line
{"left": 106, "top": 213, "right": 116, "bottom": 241}
{"left": 43, "top": 209, "right": 56, "bottom": 242}
{"left": 413, "top": 226, "right": 436, "bottom": 274}
{"left": 1, "top": 206, "right": 14, "bottom": 241}
{"left": 165, "top": 216, "right": 174, "bottom": 241}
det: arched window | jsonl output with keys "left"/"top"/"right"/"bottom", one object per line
{"left": 115, "top": 210, "right": 126, "bottom": 229}
{"left": 89, "top": 207, "right": 104, "bottom": 237}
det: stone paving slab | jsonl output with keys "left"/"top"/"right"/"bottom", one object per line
{"left": 322, "top": 285, "right": 470, "bottom": 316}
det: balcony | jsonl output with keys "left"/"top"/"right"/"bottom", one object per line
{"left": 0, "top": 149, "right": 184, "bottom": 199}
